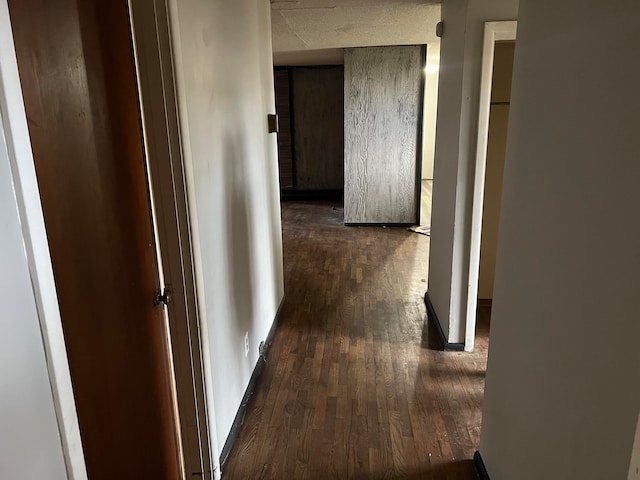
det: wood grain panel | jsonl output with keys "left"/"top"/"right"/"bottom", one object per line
{"left": 344, "top": 46, "right": 424, "bottom": 224}
{"left": 291, "top": 66, "right": 344, "bottom": 191}
{"left": 275, "top": 69, "right": 294, "bottom": 190}
{"left": 7, "top": 1, "right": 181, "bottom": 478}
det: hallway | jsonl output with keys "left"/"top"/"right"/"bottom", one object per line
{"left": 223, "top": 201, "right": 488, "bottom": 479}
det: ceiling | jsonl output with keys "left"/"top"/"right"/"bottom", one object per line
{"left": 271, "top": 0, "right": 442, "bottom": 65}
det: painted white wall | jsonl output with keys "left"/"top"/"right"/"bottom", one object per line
{"left": 480, "top": 0, "right": 640, "bottom": 478}
{"left": 0, "top": 100, "right": 69, "bottom": 480}
{"left": 421, "top": 41, "right": 440, "bottom": 181}
{"left": 428, "top": 0, "right": 518, "bottom": 343}
{"left": 168, "top": 0, "right": 284, "bottom": 461}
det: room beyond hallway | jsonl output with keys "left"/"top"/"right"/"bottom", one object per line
{"left": 420, "top": 180, "right": 433, "bottom": 227}
{"left": 222, "top": 201, "right": 488, "bottom": 479}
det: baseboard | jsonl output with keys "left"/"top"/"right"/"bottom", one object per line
{"left": 219, "top": 295, "right": 286, "bottom": 468}
{"left": 473, "top": 451, "right": 491, "bottom": 480}
{"left": 281, "top": 189, "right": 343, "bottom": 201}
{"left": 345, "top": 222, "right": 415, "bottom": 227}
{"left": 477, "top": 298, "right": 493, "bottom": 308}
{"left": 424, "top": 292, "right": 465, "bottom": 351}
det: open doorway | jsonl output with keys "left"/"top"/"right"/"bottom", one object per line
{"left": 4, "top": 0, "right": 215, "bottom": 478}
{"left": 128, "top": 1, "right": 215, "bottom": 477}
{"left": 477, "top": 40, "right": 516, "bottom": 320}
{"left": 465, "top": 21, "right": 517, "bottom": 351}
{"left": 419, "top": 42, "right": 440, "bottom": 228}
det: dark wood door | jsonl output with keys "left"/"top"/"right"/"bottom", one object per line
{"left": 274, "top": 69, "right": 294, "bottom": 190}
{"left": 8, "top": 1, "right": 181, "bottom": 478}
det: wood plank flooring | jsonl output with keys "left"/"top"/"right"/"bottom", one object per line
{"left": 222, "top": 201, "right": 489, "bottom": 479}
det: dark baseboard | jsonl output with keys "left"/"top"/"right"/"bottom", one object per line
{"left": 219, "top": 296, "right": 286, "bottom": 469}
{"left": 281, "top": 189, "right": 343, "bottom": 201}
{"left": 477, "top": 298, "right": 493, "bottom": 309}
{"left": 473, "top": 451, "right": 491, "bottom": 480}
{"left": 424, "top": 292, "right": 465, "bottom": 351}
{"left": 345, "top": 222, "right": 415, "bottom": 227}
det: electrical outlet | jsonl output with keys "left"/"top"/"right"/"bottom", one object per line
{"left": 244, "top": 332, "right": 250, "bottom": 357}
{"left": 629, "top": 413, "right": 640, "bottom": 480}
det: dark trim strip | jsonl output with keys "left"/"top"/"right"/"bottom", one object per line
{"left": 219, "top": 296, "right": 286, "bottom": 469}
{"left": 424, "top": 292, "right": 465, "bottom": 351}
{"left": 281, "top": 189, "right": 343, "bottom": 201}
{"left": 288, "top": 67, "right": 298, "bottom": 191}
{"left": 477, "top": 298, "right": 493, "bottom": 309}
{"left": 474, "top": 451, "right": 491, "bottom": 480}
{"left": 345, "top": 222, "right": 415, "bottom": 227}
{"left": 490, "top": 101, "right": 510, "bottom": 106}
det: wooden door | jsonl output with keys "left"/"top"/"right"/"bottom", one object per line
{"left": 291, "top": 66, "right": 344, "bottom": 192}
{"left": 7, "top": 1, "right": 181, "bottom": 478}
{"left": 344, "top": 46, "right": 425, "bottom": 225}
{"left": 274, "top": 69, "right": 294, "bottom": 190}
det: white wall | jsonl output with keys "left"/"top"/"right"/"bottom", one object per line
{"left": 421, "top": 41, "right": 440, "bottom": 181}
{"left": 168, "top": 0, "right": 284, "bottom": 459}
{"left": 0, "top": 103, "right": 68, "bottom": 480}
{"left": 480, "top": 0, "right": 640, "bottom": 478}
{"left": 428, "top": 0, "right": 518, "bottom": 342}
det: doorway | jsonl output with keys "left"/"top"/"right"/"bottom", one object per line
{"left": 5, "top": 0, "right": 212, "bottom": 478}
{"left": 419, "top": 41, "right": 440, "bottom": 228}
{"left": 465, "top": 21, "right": 517, "bottom": 351}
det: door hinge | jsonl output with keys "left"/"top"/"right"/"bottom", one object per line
{"left": 154, "top": 286, "right": 171, "bottom": 306}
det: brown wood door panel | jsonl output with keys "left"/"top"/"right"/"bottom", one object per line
{"left": 7, "top": 0, "right": 181, "bottom": 478}
{"left": 291, "top": 66, "right": 344, "bottom": 191}
{"left": 274, "top": 69, "right": 294, "bottom": 190}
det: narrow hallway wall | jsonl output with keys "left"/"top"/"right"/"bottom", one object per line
{"left": 169, "top": 0, "right": 284, "bottom": 459}
{"left": 480, "top": 0, "right": 640, "bottom": 477}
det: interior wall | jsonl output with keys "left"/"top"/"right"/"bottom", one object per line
{"left": 477, "top": 41, "right": 514, "bottom": 299}
{"left": 168, "top": 0, "right": 285, "bottom": 456}
{"left": 0, "top": 101, "right": 68, "bottom": 480}
{"left": 274, "top": 69, "right": 294, "bottom": 190}
{"left": 291, "top": 66, "right": 344, "bottom": 191}
{"left": 344, "top": 45, "right": 423, "bottom": 224}
{"left": 428, "top": 0, "right": 518, "bottom": 342}
{"left": 480, "top": 0, "right": 640, "bottom": 478}
{"left": 421, "top": 41, "right": 440, "bottom": 181}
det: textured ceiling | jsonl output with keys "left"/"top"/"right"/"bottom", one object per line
{"left": 271, "top": 0, "right": 441, "bottom": 65}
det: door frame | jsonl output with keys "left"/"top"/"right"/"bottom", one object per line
{"left": 1, "top": 0, "right": 217, "bottom": 478}
{"left": 464, "top": 21, "right": 517, "bottom": 351}
{"left": 0, "top": 1, "right": 87, "bottom": 478}
{"left": 128, "top": 1, "right": 218, "bottom": 478}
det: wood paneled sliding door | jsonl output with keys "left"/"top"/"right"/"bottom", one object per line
{"left": 344, "top": 46, "right": 425, "bottom": 224}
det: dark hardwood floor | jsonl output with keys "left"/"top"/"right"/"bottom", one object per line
{"left": 222, "top": 201, "right": 489, "bottom": 479}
